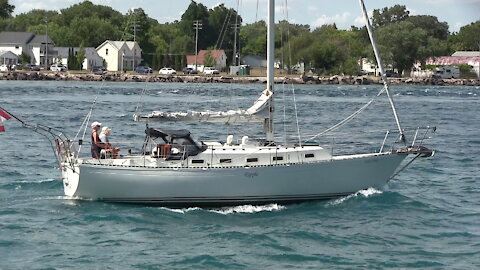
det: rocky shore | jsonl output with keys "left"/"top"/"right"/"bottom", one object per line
{"left": 1, "top": 71, "right": 479, "bottom": 86}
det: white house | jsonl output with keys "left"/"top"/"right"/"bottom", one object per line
{"left": 54, "top": 47, "right": 104, "bottom": 70}
{"left": 186, "top": 50, "right": 227, "bottom": 71}
{"left": 96, "top": 40, "right": 142, "bottom": 71}
{"left": 0, "top": 31, "right": 55, "bottom": 67}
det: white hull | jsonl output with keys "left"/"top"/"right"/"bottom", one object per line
{"left": 62, "top": 152, "right": 407, "bottom": 206}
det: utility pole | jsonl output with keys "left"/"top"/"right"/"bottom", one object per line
{"left": 45, "top": 16, "right": 48, "bottom": 69}
{"left": 232, "top": 0, "right": 240, "bottom": 66}
{"left": 193, "top": 20, "right": 202, "bottom": 71}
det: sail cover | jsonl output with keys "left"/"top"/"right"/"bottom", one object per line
{"left": 134, "top": 89, "right": 273, "bottom": 124}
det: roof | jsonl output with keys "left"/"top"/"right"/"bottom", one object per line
{"left": 96, "top": 40, "right": 141, "bottom": 52}
{"left": 452, "top": 51, "right": 480, "bottom": 57}
{"left": 0, "top": 31, "right": 34, "bottom": 45}
{"left": 426, "top": 56, "right": 480, "bottom": 66}
{"left": 29, "top": 34, "right": 54, "bottom": 45}
{"left": 0, "top": 51, "right": 19, "bottom": 58}
{"left": 186, "top": 50, "right": 226, "bottom": 65}
{"left": 55, "top": 47, "right": 99, "bottom": 57}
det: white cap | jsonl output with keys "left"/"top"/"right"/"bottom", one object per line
{"left": 101, "top": 126, "right": 111, "bottom": 132}
{"left": 91, "top": 121, "right": 102, "bottom": 128}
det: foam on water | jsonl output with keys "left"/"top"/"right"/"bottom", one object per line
{"left": 210, "top": 203, "right": 286, "bottom": 215}
{"left": 328, "top": 187, "right": 383, "bottom": 206}
{"left": 159, "top": 207, "right": 202, "bottom": 214}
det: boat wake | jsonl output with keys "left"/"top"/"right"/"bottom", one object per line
{"left": 328, "top": 187, "right": 382, "bottom": 206}
{"left": 159, "top": 204, "right": 286, "bottom": 215}
{"left": 209, "top": 204, "right": 286, "bottom": 215}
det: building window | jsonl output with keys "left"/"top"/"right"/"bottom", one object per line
{"left": 106, "top": 48, "right": 108, "bottom": 55}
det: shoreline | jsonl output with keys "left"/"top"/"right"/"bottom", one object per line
{"left": 1, "top": 71, "right": 479, "bottom": 86}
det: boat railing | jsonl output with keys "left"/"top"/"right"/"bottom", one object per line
{"left": 306, "top": 126, "right": 436, "bottom": 156}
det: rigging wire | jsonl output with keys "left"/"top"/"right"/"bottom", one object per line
{"left": 304, "top": 86, "right": 387, "bottom": 143}
{"left": 279, "top": 0, "right": 302, "bottom": 146}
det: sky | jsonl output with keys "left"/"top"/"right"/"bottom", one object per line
{"left": 10, "top": 0, "right": 480, "bottom": 32}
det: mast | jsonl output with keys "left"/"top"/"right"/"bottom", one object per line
{"left": 265, "top": 0, "right": 275, "bottom": 143}
{"left": 359, "top": 0, "right": 405, "bottom": 141}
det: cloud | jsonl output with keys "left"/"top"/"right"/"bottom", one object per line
{"left": 307, "top": 6, "right": 317, "bottom": 13}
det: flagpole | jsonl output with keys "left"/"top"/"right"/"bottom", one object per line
{"left": 0, "top": 106, "right": 23, "bottom": 124}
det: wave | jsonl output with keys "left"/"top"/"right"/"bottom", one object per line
{"left": 158, "top": 207, "right": 202, "bottom": 214}
{"left": 328, "top": 187, "right": 382, "bottom": 206}
{"left": 15, "top": 178, "right": 59, "bottom": 184}
{"left": 209, "top": 203, "right": 286, "bottom": 215}
{"left": 157, "top": 203, "right": 286, "bottom": 215}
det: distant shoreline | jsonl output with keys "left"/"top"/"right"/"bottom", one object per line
{"left": 1, "top": 71, "right": 479, "bottom": 86}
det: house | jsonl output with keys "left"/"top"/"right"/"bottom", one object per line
{"left": 96, "top": 40, "right": 142, "bottom": 71}
{"left": 54, "top": 47, "right": 104, "bottom": 70}
{"left": 0, "top": 50, "right": 18, "bottom": 65}
{"left": 186, "top": 50, "right": 227, "bottom": 72}
{"left": 241, "top": 55, "right": 267, "bottom": 67}
{"left": 0, "top": 31, "right": 55, "bottom": 67}
{"left": 425, "top": 51, "right": 480, "bottom": 78}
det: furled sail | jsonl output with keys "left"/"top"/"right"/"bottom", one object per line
{"left": 134, "top": 89, "right": 273, "bottom": 124}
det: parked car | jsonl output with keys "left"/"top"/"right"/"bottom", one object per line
{"left": 23, "top": 64, "right": 41, "bottom": 71}
{"left": 50, "top": 64, "right": 68, "bottom": 72}
{"left": 182, "top": 67, "right": 198, "bottom": 74}
{"left": 135, "top": 66, "right": 153, "bottom": 73}
{"left": 159, "top": 67, "right": 177, "bottom": 75}
{"left": 91, "top": 66, "right": 106, "bottom": 73}
{"left": 204, "top": 67, "right": 220, "bottom": 75}
{"left": 0, "top": 64, "right": 8, "bottom": 72}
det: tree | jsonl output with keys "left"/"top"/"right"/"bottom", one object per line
{"left": 203, "top": 50, "right": 215, "bottom": 67}
{"left": 372, "top": 5, "right": 409, "bottom": 28}
{"left": 19, "top": 51, "right": 31, "bottom": 64}
{"left": 239, "top": 21, "right": 267, "bottom": 56}
{"left": 406, "top": 15, "right": 449, "bottom": 40}
{"left": 76, "top": 42, "right": 85, "bottom": 70}
{"left": 454, "top": 21, "right": 480, "bottom": 51}
{"left": 376, "top": 21, "right": 427, "bottom": 76}
{"left": 0, "top": 0, "right": 14, "bottom": 19}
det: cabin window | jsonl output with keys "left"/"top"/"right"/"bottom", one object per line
{"left": 273, "top": 156, "right": 283, "bottom": 161}
{"left": 106, "top": 48, "right": 108, "bottom": 55}
{"left": 220, "top": 159, "right": 231, "bottom": 163}
{"left": 191, "top": 160, "right": 204, "bottom": 164}
{"left": 15, "top": 45, "right": 19, "bottom": 49}
{"left": 247, "top": 158, "right": 258, "bottom": 163}
{"left": 305, "top": 153, "right": 315, "bottom": 158}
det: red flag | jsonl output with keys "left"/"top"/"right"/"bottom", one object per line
{"left": 0, "top": 109, "right": 11, "bottom": 132}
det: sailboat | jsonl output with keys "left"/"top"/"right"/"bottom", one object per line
{"left": 12, "top": 0, "right": 435, "bottom": 206}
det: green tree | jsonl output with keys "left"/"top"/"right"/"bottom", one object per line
{"left": 19, "top": 51, "right": 31, "bottom": 64}
{"left": 376, "top": 21, "right": 427, "bottom": 76}
{"left": 0, "top": 0, "right": 14, "bottom": 19}
{"left": 203, "top": 50, "right": 215, "bottom": 67}
{"left": 406, "top": 15, "right": 449, "bottom": 40}
{"left": 239, "top": 21, "right": 267, "bottom": 56}
{"left": 372, "top": 5, "right": 409, "bottom": 28}
{"left": 453, "top": 21, "right": 480, "bottom": 51}
{"left": 76, "top": 42, "right": 85, "bottom": 70}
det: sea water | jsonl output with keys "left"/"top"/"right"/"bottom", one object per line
{"left": 0, "top": 80, "right": 479, "bottom": 269}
